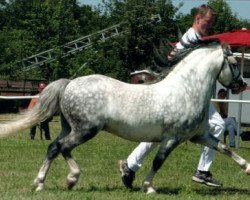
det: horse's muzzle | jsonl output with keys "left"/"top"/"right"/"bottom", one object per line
{"left": 231, "top": 80, "right": 247, "bottom": 94}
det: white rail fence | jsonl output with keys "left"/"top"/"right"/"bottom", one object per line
{"left": 0, "top": 95, "right": 39, "bottom": 99}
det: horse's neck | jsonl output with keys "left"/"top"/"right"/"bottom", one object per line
{"left": 162, "top": 46, "right": 223, "bottom": 107}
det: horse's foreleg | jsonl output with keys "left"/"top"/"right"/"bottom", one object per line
{"left": 143, "top": 137, "right": 180, "bottom": 194}
{"left": 191, "top": 133, "right": 250, "bottom": 175}
{"left": 217, "top": 142, "right": 250, "bottom": 174}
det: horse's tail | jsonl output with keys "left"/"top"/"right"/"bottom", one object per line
{"left": 0, "top": 79, "right": 70, "bottom": 138}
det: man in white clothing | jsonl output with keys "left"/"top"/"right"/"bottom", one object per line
{"left": 119, "top": 4, "right": 225, "bottom": 188}
{"left": 216, "top": 88, "right": 237, "bottom": 147}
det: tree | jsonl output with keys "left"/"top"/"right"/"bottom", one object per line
{"left": 208, "top": 0, "right": 244, "bottom": 34}
{"left": 0, "top": 0, "right": 250, "bottom": 81}
{"left": 0, "top": 0, "right": 106, "bottom": 80}
{"left": 100, "top": 0, "right": 178, "bottom": 75}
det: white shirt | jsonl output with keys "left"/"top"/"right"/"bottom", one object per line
{"left": 175, "top": 27, "right": 201, "bottom": 50}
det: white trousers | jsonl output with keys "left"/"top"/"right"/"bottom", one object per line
{"left": 223, "top": 117, "right": 237, "bottom": 146}
{"left": 127, "top": 104, "right": 225, "bottom": 172}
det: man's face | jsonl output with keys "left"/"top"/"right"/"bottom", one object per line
{"left": 218, "top": 91, "right": 227, "bottom": 99}
{"left": 196, "top": 12, "right": 214, "bottom": 36}
{"left": 38, "top": 83, "right": 46, "bottom": 92}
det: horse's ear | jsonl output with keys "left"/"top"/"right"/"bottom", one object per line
{"left": 221, "top": 42, "right": 233, "bottom": 55}
{"left": 222, "top": 42, "right": 229, "bottom": 49}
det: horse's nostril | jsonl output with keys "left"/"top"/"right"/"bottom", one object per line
{"left": 240, "top": 81, "right": 248, "bottom": 88}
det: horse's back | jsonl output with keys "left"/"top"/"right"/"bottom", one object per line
{"left": 61, "top": 74, "right": 138, "bottom": 119}
{"left": 61, "top": 74, "right": 118, "bottom": 112}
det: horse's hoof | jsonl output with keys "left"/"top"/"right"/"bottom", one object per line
{"left": 67, "top": 177, "right": 77, "bottom": 190}
{"left": 146, "top": 187, "right": 156, "bottom": 194}
{"left": 35, "top": 183, "right": 44, "bottom": 191}
{"left": 33, "top": 178, "right": 44, "bottom": 191}
{"left": 67, "top": 180, "right": 75, "bottom": 190}
{"left": 142, "top": 181, "right": 156, "bottom": 194}
{"left": 245, "top": 163, "right": 250, "bottom": 175}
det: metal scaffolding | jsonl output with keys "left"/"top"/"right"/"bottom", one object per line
{"left": 19, "top": 14, "right": 161, "bottom": 70}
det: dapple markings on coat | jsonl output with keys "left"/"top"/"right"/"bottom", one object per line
{"left": 0, "top": 41, "right": 248, "bottom": 193}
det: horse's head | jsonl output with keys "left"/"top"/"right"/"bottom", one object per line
{"left": 217, "top": 43, "right": 247, "bottom": 94}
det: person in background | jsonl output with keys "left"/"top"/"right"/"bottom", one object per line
{"left": 217, "top": 88, "right": 237, "bottom": 147}
{"left": 118, "top": 4, "right": 225, "bottom": 189}
{"left": 28, "top": 81, "right": 51, "bottom": 140}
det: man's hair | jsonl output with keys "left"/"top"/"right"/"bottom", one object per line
{"left": 195, "top": 4, "right": 216, "bottom": 18}
{"left": 218, "top": 88, "right": 227, "bottom": 95}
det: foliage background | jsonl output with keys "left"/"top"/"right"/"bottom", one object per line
{"left": 0, "top": 0, "right": 249, "bottom": 82}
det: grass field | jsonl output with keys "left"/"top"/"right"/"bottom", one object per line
{"left": 0, "top": 115, "right": 250, "bottom": 200}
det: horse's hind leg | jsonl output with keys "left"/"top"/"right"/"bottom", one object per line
{"left": 191, "top": 133, "right": 250, "bottom": 175}
{"left": 64, "top": 155, "right": 80, "bottom": 190}
{"left": 34, "top": 112, "right": 100, "bottom": 191}
{"left": 34, "top": 130, "right": 98, "bottom": 191}
{"left": 33, "top": 139, "right": 62, "bottom": 191}
{"left": 143, "top": 137, "right": 180, "bottom": 194}
{"left": 61, "top": 126, "right": 99, "bottom": 190}
{"left": 33, "top": 114, "right": 71, "bottom": 191}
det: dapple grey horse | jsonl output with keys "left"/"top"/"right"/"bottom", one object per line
{"left": 0, "top": 41, "right": 248, "bottom": 193}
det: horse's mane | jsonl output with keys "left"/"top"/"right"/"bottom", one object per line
{"left": 151, "top": 38, "right": 221, "bottom": 82}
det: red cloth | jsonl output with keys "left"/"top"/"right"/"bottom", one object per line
{"left": 203, "top": 29, "right": 250, "bottom": 47}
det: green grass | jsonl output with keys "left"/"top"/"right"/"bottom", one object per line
{"left": 0, "top": 116, "right": 250, "bottom": 200}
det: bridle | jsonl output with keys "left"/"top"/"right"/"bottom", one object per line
{"left": 176, "top": 38, "right": 242, "bottom": 87}
{"left": 151, "top": 38, "right": 245, "bottom": 91}
{"left": 218, "top": 47, "right": 241, "bottom": 89}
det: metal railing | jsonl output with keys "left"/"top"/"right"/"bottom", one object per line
{"left": 19, "top": 14, "right": 161, "bottom": 70}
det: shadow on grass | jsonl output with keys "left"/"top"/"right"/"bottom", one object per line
{"left": 78, "top": 185, "right": 182, "bottom": 195}
{"left": 43, "top": 185, "right": 250, "bottom": 197}
{"left": 155, "top": 187, "right": 181, "bottom": 195}
{"left": 88, "top": 186, "right": 250, "bottom": 196}
{"left": 141, "top": 186, "right": 250, "bottom": 196}
{"left": 194, "top": 187, "right": 250, "bottom": 196}
{"left": 131, "top": 186, "right": 181, "bottom": 195}
{"left": 56, "top": 185, "right": 182, "bottom": 195}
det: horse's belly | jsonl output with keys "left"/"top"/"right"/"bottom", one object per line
{"left": 105, "top": 123, "right": 163, "bottom": 142}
